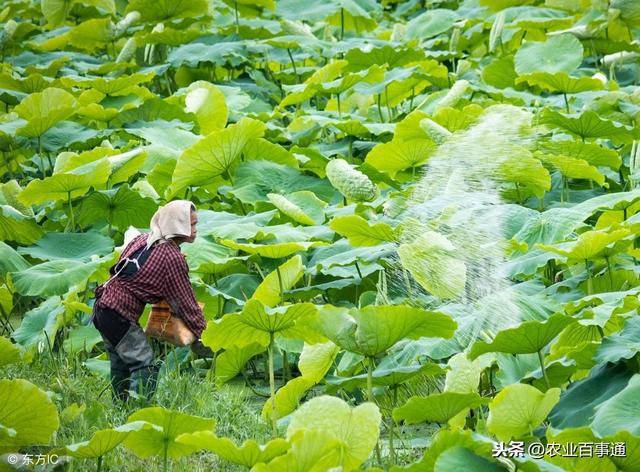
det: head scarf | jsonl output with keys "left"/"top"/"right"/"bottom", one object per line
{"left": 146, "top": 200, "right": 196, "bottom": 249}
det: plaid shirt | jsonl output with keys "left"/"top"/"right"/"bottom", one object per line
{"left": 95, "top": 233, "right": 206, "bottom": 337}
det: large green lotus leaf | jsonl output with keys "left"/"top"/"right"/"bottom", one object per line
{"left": 279, "top": 60, "right": 347, "bottom": 107}
{"left": 19, "top": 160, "right": 111, "bottom": 205}
{"left": 67, "top": 18, "right": 112, "bottom": 50}
{"left": 391, "top": 429, "right": 498, "bottom": 472}
{"left": 592, "top": 374, "right": 640, "bottom": 437}
{"left": 169, "top": 118, "right": 265, "bottom": 194}
{"left": 538, "top": 154, "right": 606, "bottom": 186}
{"left": 18, "top": 231, "right": 113, "bottom": 262}
{"left": 326, "top": 362, "right": 443, "bottom": 393}
{"left": 185, "top": 81, "right": 228, "bottom": 134}
{"left": 252, "top": 255, "right": 304, "bottom": 307}
{"left": 11, "top": 297, "right": 64, "bottom": 350}
{"left": 0, "top": 336, "right": 21, "bottom": 367}
{"left": 84, "top": 356, "right": 110, "bottom": 379}
{"left": 214, "top": 343, "right": 265, "bottom": 386}
{"left": 39, "top": 121, "right": 102, "bottom": 152}
{"left": 63, "top": 324, "right": 103, "bottom": 355}
{"left": 101, "top": 149, "right": 148, "bottom": 186}
{"left": 183, "top": 236, "right": 244, "bottom": 274}
{"left": 243, "top": 138, "right": 299, "bottom": 168}
{"left": 364, "top": 139, "right": 434, "bottom": 178}
{"left": 53, "top": 147, "right": 118, "bottom": 174}
{"left": 114, "top": 97, "right": 194, "bottom": 126}
{"left": 123, "top": 407, "right": 216, "bottom": 459}
{"left": 487, "top": 384, "right": 561, "bottom": 442}
{"left": 267, "top": 192, "right": 326, "bottom": 226}
{"left": 175, "top": 430, "right": 288, "bottom": 467}
{"left": 63, "top": 422, "right": 157, "bottom": 459}
{"left": 287, "top": 395, "right": 381, "bottom": 471}
{"left": 406, "top": 8, "right": 459, "bottom": 40}
{"left": 497, "top": 150, "right": 551, "bottom": 199}
{"left": 434, "top": 446, "right": 506, "bottom": 472}
{"left": 317, "top": 304, "right": 456, "bottom": 357}
{"left": 0, "top": 379, "right": 59, "bottom": 452}
{"left": 262, "top": 376, "right": 316, "bottom": 421}
{"left": 611, "top": 0, "right": 640, "bottom": 25}
{"left": 323, "top": 0, "right": 378, "bottom": 32}
{"left": 14, "top": 87, "right": 77, "bottom": 137}
{"left": 538, "top": 139, "right": 621, "bottom": 170}
{"left": 537, "top": 228, "right": 632, "bottom": 261}
{"left": 514, "top": 34, "right": 583, "bottom": 75}
{"left": 201, "top": 300, "right": 319, "bottom": 351}
{"left": 516, "top": 72, "right": 604, "bottom": 94}
{"left": 253, "top": 429, "right": 345, "bottom": 472}
{"left": 602, "top": 430, "right": 640, "bottom": 472}
{"left": 541, "top": 427, "right": 615, "bottom": 472}
{"left": 548, "top": 362, "right": 633, "bottom": 429}
{"left": 496, "top": 354, "right": 577, "bottom": 391}
{"left": 221, "top": 240, "right": 319, "bottom": 259}
{"left": 482, "top": 56, "right": 518, "bottom": 89}
{"left": 512, "top": 189, "right": 640, "bottom": 246}
{"left": 393, "top": 392, "right": 488, "bottom": 425}
{"left": 445, "top": 352, "right": 492, "bottom": 394}
{"left": 344, "top": 45, "right": 425, "bottom": 72}
{"left": 0, "top": 241, "right": 29, "bottom": 276}
{"left": 469, "top": 314, "right": 574, "bottom": 359}
{"left": 298, "top": 341, "right": 340, "bottom": 382}
{"left": 329, "top": 215, "right": 395, "bottom": 247}
{"left": 42, "top": 0, "right": 116, "bottom": 26}
{"left": 398, "top": 231, "right": 466, "bottom": 300}
{"left": 313, "top": 65, "right": 384, "bottom": 94}
{"left": 232, "top": 160, "right": 336, "bottom": 204}
{"left": 78, "top": 185, "right": 158, "bottom": 231}
{"left": 0, "top": 206, "right": 43, "bottom": 245}
{"left": 540, "top": 109, "right": 637, "bottom": 142}
{"left": 11, "top": 259, "right": 100, "bottom": 297}
{"left": 127, "top": 0, "right": 209, "bottom": 21}
{"left": 433, "top": 105, "right": 484, "bottom": 132}
{"left": 196, "top": 210, "right": 275, "bottom": 240}
{"left": 596, "top": 317, "right": 640, "bottom": 364}
{"left": 0, "top": 181, "right": 33, "bottom": 218}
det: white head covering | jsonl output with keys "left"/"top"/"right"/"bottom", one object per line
{"left": 146, "top": 200, "right": 196, "bottom": 249}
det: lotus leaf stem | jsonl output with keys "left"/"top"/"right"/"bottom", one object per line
{"left": 537, "top": 349, "right": 550, "bottom": 390}
{"left": 268, "top": 332, "right": 277, "bottom": 437}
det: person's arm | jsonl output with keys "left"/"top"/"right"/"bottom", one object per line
{"left": 161, "top": 246, "right": 207, "bottom": 338}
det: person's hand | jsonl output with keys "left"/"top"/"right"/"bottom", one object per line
{"left": 191, "top": 339, "right": 213, "bottom": 358}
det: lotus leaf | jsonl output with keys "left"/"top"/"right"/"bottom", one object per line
{"left": 469, "top": 313, "right": 574, "bottom": 359}
{"left": 287, "top": 395, "right": 381, "bottom": 471}
{"left": 175, "top": 430, "right": 289, "bottom": 467}
{"left": 123, "top": 407, "right": 216, "bottom": 459}
{"left": 201, "top": 299, "right": 319, "bottom": 351}
{"left": 0, "top": 379, "right": 59, "bottom": 451}
{"left": 487, "top": 383, "right": 561, "bottom": 441}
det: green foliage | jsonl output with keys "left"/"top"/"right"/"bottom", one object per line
{"left": 123, "top": 407, "right": 216, "bottom": 459}
{"left": 2, "top": 0, "right": 640, "bottom": 467}
{"left": 0, "top": 379, "right": 59, "bottom": 452}
{"left": 286, "top": 395, "right": 381, "bottom": 471}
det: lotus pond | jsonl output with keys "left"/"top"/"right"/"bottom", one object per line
{"left": 1, "top": 0, "right": 640, "bottom": 471}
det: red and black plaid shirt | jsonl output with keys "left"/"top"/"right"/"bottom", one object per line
{"left": 95, "top": 233, "right": 206, "bottom": 337}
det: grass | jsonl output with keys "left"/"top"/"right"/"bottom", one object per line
{"left": 2, "top": 335, "right": 444, "bottom": 471}
{"left": 3, "top": 347, "right": 271, "bottom": 471}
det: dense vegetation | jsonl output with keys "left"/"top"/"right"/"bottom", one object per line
{"left": 1, "top": 0, "right": 639, "bottom": 470}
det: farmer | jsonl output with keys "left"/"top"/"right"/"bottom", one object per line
{"left": 92, "top": 200, "right": 207, "bottom": 402}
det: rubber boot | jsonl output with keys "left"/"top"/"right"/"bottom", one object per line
{"left": 129, "top": 364, "right": 159, "bottom": 403}
{"left": 111, "top": 367, "right": 131, "bottom": 403}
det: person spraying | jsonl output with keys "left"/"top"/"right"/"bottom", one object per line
{"left": 92, "top": 200, "right": 207, "bottom": 402}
